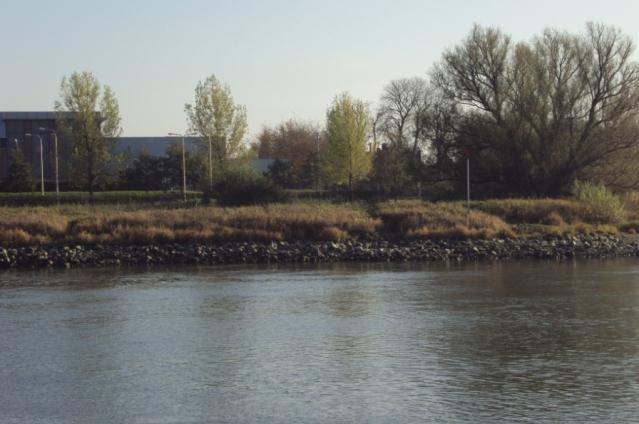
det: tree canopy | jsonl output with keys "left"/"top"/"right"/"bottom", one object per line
{"left": 55, "top": 71, "right": 122, "bottom": 196}
{"left": 185, "top": 75, "right": 248, "bottom": 186}
{"left": 431, "top": 23, "right": 639, "bottom": 195}
{"left": 323, "top": 93, "right": 373, "bottom": 192}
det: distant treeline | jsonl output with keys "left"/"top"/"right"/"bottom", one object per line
{"left": 4, "top": 23, "right": 639, "bottom": 200}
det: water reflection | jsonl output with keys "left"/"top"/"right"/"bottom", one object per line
{"left": 1, "top": 260, "right": 639, "bottom": 422}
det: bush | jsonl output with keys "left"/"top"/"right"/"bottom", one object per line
{"left": 2, "top": 151, "right": 35, "bottom": 193}
{"left": 573, "top": 181, "right": 626, "bottom": 224}
{"left": 211, "top": 171, "right": 289, "bottom": 206}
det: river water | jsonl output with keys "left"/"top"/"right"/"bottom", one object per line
{"left": 1, "top": 260, "right": 638, "bottom": 423}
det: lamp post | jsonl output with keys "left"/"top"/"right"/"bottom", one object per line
{"left": 25, "top": 133, "right": 45, "bottom": 196}
{"left": 40, "top": 127, "right": 59, "bottom": 202}
{"left": 13, "top": 138, "right": 19, "bottom": 151}
{"left": 315, "top": 133, "right": 320, "bottom": 195}
{"left": 168, "top": 132, "right": 187, "bottom": 202}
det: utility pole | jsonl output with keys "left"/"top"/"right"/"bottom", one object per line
{"left": 463, "top": 146, "right": 472, "bottom": 227}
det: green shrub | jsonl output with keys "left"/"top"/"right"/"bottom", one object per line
{"left": 2, "top": 151, "right": 35, "bottom": 193}
{"left": 211, "top": 171, "right": 289, "bottom": 206}
{"left": 573, "top": 181, "right": 625, "bottom": 224}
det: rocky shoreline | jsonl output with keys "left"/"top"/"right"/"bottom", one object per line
{"left": 1, "top": 234, "right": 639, "bottom": 270}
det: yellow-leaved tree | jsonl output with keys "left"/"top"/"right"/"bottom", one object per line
{"left": 185, "top": 75, "right": 248, "bottom": 188}
{"left": 323, "top": 93, "right": 373, "bottom": 196}
{"left": 55, "top": 71, "right": 122, "bottom": 197}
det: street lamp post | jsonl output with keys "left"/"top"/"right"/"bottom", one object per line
{"left": 168, "top": 132, "right": 187, "bottom": 202}
{"left": 13, "top": 138, "right": 19, "bottom": 151}
{"left": 315, "top": 133, "right": 320, "bottom": 195}
{"left": 25, "top": 133, "right": 45, "bottom": 196}
{"left": 40, "top": 127, "right": 59, "bottom": 202}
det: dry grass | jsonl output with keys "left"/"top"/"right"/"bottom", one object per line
{"left": 619, "top": 220, "right": 639, "bottom": 234}
{"left": 0, "top": 203, "right": 380, "bottom": 246}
{"left": 472, "top": 199, "right": 589, "bottom": 224}
{"left": 622, "top": 192, "right": 639, "bottom": 221}
{"left": 471, "top": 198, "right": 624, "bottom": 225}
{"left": 1, "top": 197, "right": 634, "bottom": 247}
{"left": 377, "top": 200, "right": 514, "bottom": 239}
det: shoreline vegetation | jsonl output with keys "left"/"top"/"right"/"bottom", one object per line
{"left": 2, "top": 196, "right": 639, "bottom": 269}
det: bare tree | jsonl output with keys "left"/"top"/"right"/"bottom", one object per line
{"left": 432, "top": 23, "right": 639, "bottom": 195}
{"left": 378, "top": 77, "right": 430, "bottom": 153}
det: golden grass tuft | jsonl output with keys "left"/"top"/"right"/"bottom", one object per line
{"left": 318, "top": 226, "right": 349, "bottom": 241}
{"left": 472, "top": 198, "right": 625, "bottom": 226}
{"left": 622, "top": 192, "right": 639, "bottom": 221}
{"left": 377, "top": 200, "right": 514, "bottom": 239}
{"left": 619, "top": 220, "right": 639, "bottom": 234}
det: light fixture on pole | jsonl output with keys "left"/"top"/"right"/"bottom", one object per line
{"left": 13, "top": 138, "right": 19, "bottom": 151}
{"left": 168, "top": 132, "right": 187, "bottom": 202}
{"left": 25, "top": 132, "right": 45, "bottom": 196}
{"left": 40, "top": 127, "right": 59, "bottom": 202}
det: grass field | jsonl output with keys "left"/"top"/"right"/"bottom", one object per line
{"left": 0, "top": 202, "right": 379, "bottom": 246}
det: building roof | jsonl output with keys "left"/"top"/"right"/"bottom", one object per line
{"left": 112, "top": 137, "right": 200, "bottom": 157}
{"left": 0, "top": 111, "right": 76, "bottom": 120}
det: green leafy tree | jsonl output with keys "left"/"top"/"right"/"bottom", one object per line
{"left": 323, "top": 93, "right": 373, "bottom": 195}
{"left": 2, "top": 150, "right": 35, "bottom": 192}
{"left": 55, "top": 71, "right": 122, "bottom": 197}
{"left": 185, "top": 75, "right": 248, "bottom": 187}
{"left": 160, "top": 143, "right": 204, "bottom": 191}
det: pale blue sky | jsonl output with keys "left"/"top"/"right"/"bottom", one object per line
{"left": 2, "top": 0, "right": 639, "bottom": 138}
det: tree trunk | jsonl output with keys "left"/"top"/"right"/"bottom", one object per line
{"left": 348, "top": 173, "right": 353, "bottom": 202}
{"left": 87, "top": 155, "right": 94, "bottom": 200}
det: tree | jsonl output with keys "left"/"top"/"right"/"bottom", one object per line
{"left": 323, "top": 93, "right": 373, "bottom": 195}
{"left": 264, "top": 159, "right": 295, "bottom": 187}
{"left": 118, "top": 144, "right": 204, "bottom": 191}
{"left": 2, "top": 150, "right": 35, "bottom": 192}
{"left": 160, "top": 143, "right": 204, "bottom": 191}
{"left": 418, "top": 90, "right": 461, "bottom": 181}
{"left": 378, "top": 77, "right": 430, "bottom": 153}
{"left": 55, "top": 71, "right": 122, "bottom": 197}
{"left": 368, "top": 144, "right": 413, "bottom": 197}
{"left": 118, "top": 150, "right": 163, "bottom": 191}
{"left": 432, "top": 23, "right": 639, "bottom": 196}
{"left": 185, "top": 75, "right": 248, "bottom": 187}
{"left": 252, "top": 120, "right": 323, "bottom": 188}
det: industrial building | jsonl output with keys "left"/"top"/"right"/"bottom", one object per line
{"left": 0, "top": 111, "right": 275, "bottom": 190}
{"left": 0, "top": 112, "right": 199, "bottom": 183}
{"left": 0, "top": 112, "right": 67, "bottom": 182}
